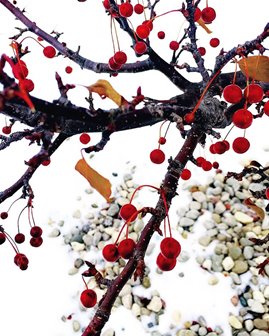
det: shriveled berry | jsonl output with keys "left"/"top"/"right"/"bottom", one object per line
{"left": 118, "top": 238, "right": 136, "bottom": 259}
{"left": 160, "top": 237, "right": 181, "bottom": 259}
{"left": 157, "top": 31, "right": 165, "bottom": 39}
{"left": 120, "top": 203, "right": 137, "bottom": 221}
{"left": 212, "top": 161, "right": 219, "bottom": 169}
{"left": 79, "top": 133, "right": 91, "bottom": 144}
{"left": 232, "top": 108, "right": 253, "bottom": 129}
{"left": 80, "top": 289, "right": 97, "bottom": 308}
{"left": 102, "top": 244, "right": 119, "bottom": 262}
{"left": 150, "top": 149, "right": 165, "bottom": 164}
{"left": 156, "top": 253, "right": 176, "bottom": 271}
{"left": 181, "top": 168, "right": 191, "bottom": 180}
{"left": 244, "top": 84, "right": 264, "bottom": 104}
{"left": 30, "top": 226, "right": 43, "bottom": 238}
{"left": 0, "top": 232, "right": 6, "bottom": 244}
{"left": 30, "top": 236, "right": 43, "bottom": 247}
{"left": 223, "top": 84, "right": 242, "bottom": 104}
{"left": 41, "top": 159, "right": 51, "bottom": 166}
{"left": 43, "top": 46, "right": 56, "bottom": 58}
{"left": 15, "top": 233, "right": 25, "bottom": 244}
{"left": 0, "top": 211, "right": 8, "bottom": 219}
{"left": 201, "top": 6, "right": 216, "bottom": 23}
{"left": 232, "top": 137, "right": 250, "bottom": 154}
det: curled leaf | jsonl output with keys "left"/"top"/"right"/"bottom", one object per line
{"left": 197, "top": 18, "right": 212, "bottom": 34}
{"left": 244, "top": 197, "right": 265, "bottom": 220}
{"left": 238, "top": 56, "right": 269, "bottom": 83}
{"left": 75, "top": 158, "right": 112, "bottom": 202}
{"left": 85, "top": 79, "right": 128, "bottom": 108}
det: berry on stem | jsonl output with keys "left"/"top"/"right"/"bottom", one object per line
{"left": 201, "top": 7, "right": 216, "bottom": 23}
{"left": 119, "top": 2, "right": 133, "bottom": 17}
{"left": 19, "top": 78, "right": 35, "bottom": 92}
{"left": 0, "top": 211, "right": 8, "bottom": 219}
{"left": 30, "top": 236, "right": 43, "bottom": 247}
{"left": 198, "top": 47, "right": 206, "bottom": 56}
{"left": 43, "top": 46, "right": 56, "bottom": 58}
{"left": 2, "top": 126, "right": 11, "bottom": 134}
{"left": 264, "top": 101, "right": 269, "bottom": 116}
{"left": 134, "top": 3, "right": 144, "bottom": 14}
{"left": 134, "top": 41, "right": 147, "bottom": 55}
{"left": 223, "top": 84, "right": 242, "bottom": 104}
{"left": 169, "top": 41, "right": 179, "bottom": 51}
{"left": 15, "top": 233, "right": 25, "bottom": 244}
{"left": 209, "top": 38, "right": 220, "bottom": 48}
{"left": 118, "top": 238, "right": 136, "bottom": 259}
{"left": 102, "top": 243, "right": 119, "bottom": 262}
{"left": 79, "top": 133, "right": 91, "bottom": 145}
{"left": 156, "top": 253, "right": 176, "bottom": 271}
{"left": 232, "top": 108, "right": 253, "bottom": 129}
{"left": 65, "top": 66, "right": 73, "bottom": 74}
{"left": 0, "top": 232, "right": 6, "bottom": 244}
{"left": 160, "top": 237, "right": 181, "bottom": 259}
{"left": 113, "top": 51, "right": 127, "bottom": 65}
{"left": 244, "top": 84, "right": 264, "bottom": 104}
{"left": 136, "top": 24, "right": 150, "bottom": 39}
{"left": 120, "top": 203, "right": 137, "bottom": 221}
{"left": 158, "top": 137, "right": 166, "bottom": 145}
{"left": 30, "top": 226, "right": 43, "bottom": 238}
{"left": 157, "top": 31, "right": 165, "bottom": 39}
{"left": 232, "top": 137, "right": 250, "bottom": 154}
{"left": 80, "top": 289, "right": 97, "bottom": 308}
{"left": 150, "top": 149, "right": 165, "bottom": 164}
{"left": 202, "top": 160, "right": 212, "bottom": 171}
{"left": 181, "top": 168, "right": 191, "bottom": 180}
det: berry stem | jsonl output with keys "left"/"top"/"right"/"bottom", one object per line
{"left": 82, "top": 275, "right": 89, "bottom": 290}
{"left": 17, "top": 204, "right": 27, "bottom": 233}
{"left": 129, "top": 184, "right": 160, "bottom": 203}
{"left": 4, "top": 231, "right": 19, "bottom": 253}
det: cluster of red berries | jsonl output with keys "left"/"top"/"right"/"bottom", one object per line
{"left": 108, "top": 51, "right": 127, "bottom": 71}
{"left": 196, "top": 157, "right": 219, "bottom": 171}
{"left": 156, "top": 237, "right": 181, "bottom": 271}
{"left": 12, "top": 59, "right": 35, "bottom": 93}
{"left": 14, "top": 252, "right": 29, "bottom": 270}
{"left": 210, "top": 138, "right": 250, "bottom": 155}
{"left": 223, "top": 83, "right": 264, "bottom": 107}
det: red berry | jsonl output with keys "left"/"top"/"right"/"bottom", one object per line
{"left": 43, "top": 46, "right": 56, "bottom": 58}
{"left": 214, "top": 141, "right": 227, "bottom": 154}
{"left": 198, "top": 47, "right": 206, "bottom": 56}
{"left": 265, "top": 187, "right": 269, "bottom": 200}
{"left": 118, "top": 238, "right": 136, "bottom": 259}
{"left": 0, "top": 232, "right": 6, "bottom": 244}
{"left": 30, "top": 236, "right": 43, "bottom": 247}
{"left": 196, "top": 156, "right": 206, "bottom": 167}
{"left": 150, "top": 149, "right": 165, "bottom": 164}
{"left": 209, "top": 38, "right": 220, "bottom": 48}
{"left": 108, "top": 57, "right": 122, "bottom": 71}
{"left": 119, "top": 2, "right": 133, "bottom": 17}
{"left": 158, "top": 137, "right": 166, "bottom": 145}
{"left": 37, "top": 36, "right": 43, "bottom": 41}
{"left": 160, "top": 237, "right": 181, "bottom": 259}
{"left": 30, "top": 226, "right": 43, "bottom": 238}
{"left": 232, "top": 137, "right": 250, "bottom": 154}
{"left": 65, "top": 66, "right": 73, "bottom": 74}
{"left": 244, "top": 84, "right": 264, "bottom": 104}
{"left": 15, "top": 233, "right": 25, "bottom": 244}
{"left": 194, "top": 8, "right": 202, "bottom": 21}
{"left": 201, "top": 7, "right": 216, "bottom": 23}
{"left": 19, "top": 78, "right": 35, "bottom": 92}
{"left": 209, "top": 143, "right": 216, "bottom": 154}
{"left": 156, "top": 253, "right": 176, "bottom": 271}
{"left": 12, "top": 62, "right": 28, "bottom": 79}
{"left": 0, "top": 211, "right": 8, "bottom": 219}
{"left": 79, "top": 133, "right": 91, "bottom": 144}
{"left": 103, "top": 0, "right": 110, "bottom": 9}
{"left": 41, "top": 159, "right": 51, "bottom": 166}
{"left": 157, "top": 31, "right": 165, "bottom": 39}
{"left": 120, "top": 203, "right": 137, "bottom": 221}
{"left": 212, "top": 161, "right": 219, "bottom": 169}
{"left": 223, "top": 84, "right": 242, "bottom": 104}
{"left": 223, "top": 140, "right": 230, "bottom": 151}
{"left": 134, "top": 41, "right": 147, "bottom": 54}
{"left": 102, "top": 244, "right": 119, "bottom": 262}
{"left": 184, "top": 113, "right": 194, "bottom": 123}
{"left": 202, "top": 160, "right": 212, "bottom": 171}
{"left": 14, "top": 253, "right": 29, "bottom": 270}
{"left": 181, "top": 168, "right": 191, "bottom": 180}
{"left": 264, "top": 101, "right": 269, "bottom": 116}
{"left": 143, "top": 20, "right": 153, "bottom": 31}
{"left": 136, "top": 24, "right": 150, "bottom": 39}
{"left": 113, "top": 51, "right": 127, "bottom": 65}
{"left": 2, "top": 126, "right": 11, "bottom": 134}
{"left": 232, "top": 108, "right": 253, "bottom": 129}
{"left": 134, "top": 3, "right": 144, "bottom": 14}
{"left": 169, "top": 41, "right": 179, "bottom": 51}
{"left": 80, "top": 289, "right": 97, "bottom": 308}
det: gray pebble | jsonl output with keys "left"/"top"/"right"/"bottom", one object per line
{"left": 179, "top": 217, "right": 195, "bottom": 227}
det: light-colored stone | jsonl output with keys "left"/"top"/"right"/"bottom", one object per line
{"left": 147, "top": 296, "right": 163, "bottom": 313}
{"left": 131, "top": 303, "right": 141, "bottom": 317}
{"left": 72, "top": 320, "right": 81, "bottom": 332}
{"left": 119, "top": 284, "right": 132, "bottom": 297}
{"left": 253, "top": 290, "right": 265, "bottom": 303}
{"left": 208, "top": 275, "right": 219, "bottom": 285}
{"left": 250, "top": 300, "right": 265, "bottom": 314}
{"left": 235, "top": 211, "right": 254, "bottom": 224}
{"left": 72, "top": 210, "right": 81, "bottom": 219}
{"left": 122, "top": 294, "right": 132, "bottom": 309}
{"left": 232, "top": 260, "right": 249, "bottom": 274}
{"left": 222, "top": 256, "right": 235, "bottom": 271}
{"left": 198, "top": 235, "right": 211, "bottom": 247}
{"left": 192, "top": 191, "right": 206, "bottom": 203}
{"left": 71, "top": 242, "right": 85, "bottom": 252}
{"left": 228, "top": 315, "right": 243, "bottom": 329}
{"left": 214, "top": 201, "right": 226, "bottom": 214}
{"left": 245, "top": 319, "right": 254, "bottom": 332}
{"left": 250, "top": 330, "right": 269, "bottom": 336}
{"left": 263, "top": 286, "right": 269, "bottom": 299}
{"left": 48, "top": 228, "right": 61, "bottom": 237}
{"left": 102, "top": 328, "right": 115, "bottom": 336}
{"left": 179, "top": 217, "right": 195, "bottom": 227}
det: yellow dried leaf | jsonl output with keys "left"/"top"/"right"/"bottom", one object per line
{"left": 86, "top": 79, "right": 128, "bottom": 108}
{"left": 197, "top": 18, "right": 212, "bottom": 34}
{"left": 75, "top": 158, "right": 112, "bottom": 202}
{"left": 238, "top": 56, "right": 269, "bottom": 83}
{"left": 244, "top": 198, "right": 265, "bottom": 221}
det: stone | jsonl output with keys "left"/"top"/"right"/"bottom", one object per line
{"left": 245, "top": 319, "right": 254, "bottom": 332}
{"left": 198, "top": 235, "right": 211, "bottom": 247}
{"left": 244, "top": 246, "right": 254, "bottom": 260}
{"left": 228, "top": 315, "right": 243, "bottom": 329}
{"left": 253, "top": 319, "right": 268, "bottom": 330}
{"left": 253, "top": 290, "right": 265, "bottom": 303}
{"left": 250, "top": 330, "right": 269, "bottom": 336}
{"left": 214, "top": 201, "right": 226, "bottom": 214}
{"left": 198, "top": 326, "right": 207, "bottom": 335}
{"left": 250, "top": 301, "right": 265, "bottom": 314}
{"left": 230, "top": 272, "right": 242, "bottom": 285}
{"left": 131, "top": 303, "right": 141, "bottom": 317}
{"left": 102, "top": 328, "right": 115, "bottom": 336}
{"left": 71, "top": 242, "right": 85, "bottom": 252}
{"left": 222, "top": 256, "right": 235, "bottom": 271}
{"left": 232, "top": 260, "right": 249, "bottom": 274}
{"left": 179, "top": 217, "right": 195, "bottom": 227}
{"left": 192, "top": 191, "right": 206, "bottom": 202}
{"left": 228, "top": 245, "right": 242, "bottom": 260}
{"left": 208, "top": 275, "right": 219, "bottom": 285}
{"left": 263, "top": 286, "right": 269, "bottom": 299}
{"left": 185, "top": 209, "right": 200, "bottom": 220}
{"left": 48, "top": 228, "right": 61, "bottom": 237}
{"left": 235, "top": 211, "right": 254, "bottom": 224}
{"left": 190, "top": 201, "right": 201, "bottom": 210}
{"left": 107, "top": 204, "right": 120, "bottom": 217}
{"left": 72, "top": 210, "right": 81, "bottom": 219}
{"left": 122, "top": 294, "right": 132, "bottom": 309}
{"left": 72, "top": 320, "right": 81, "bottom": 332}
{"left": 119, "top": 284, "right": 132, "bottom": 297}
{"left": 147, "top": 296, "right": 163, "bottom": 313}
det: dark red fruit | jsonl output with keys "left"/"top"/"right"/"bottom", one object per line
{"left": 30, "top": 236, "right": 43, "bottom": 247}
{"left": 150, "top": 149, "right": 165, "bottom": 164}
{"left": 102, "top": 244, "right": 119, "bottom": 262}
{"left": 201, "top": 7, "right": 216, "bottom": 23}
{"left": 265, "top": 187, "right": 269, "bottom": 200}
{"left": 134, "top": 41, "right": 147, "bottom": 54}
{"left": 120, "top": 203, "right": 137, "bottom": 221}
{"left": 181, "top": 168, "right": 191, "bottom": 180}
{"left": 209, "top": 38, "right": 220, "bottom": 48}
{"left": 118, "top": 238, "right": 136, "bottom": 259}
{"left": 108, "top": 57, "right": 122, "bottom": 71}
{"left": 196, "top": 156, "right": 206, "bottom": 167}
{"left": 156, "top": 253, "right": 176, "bottom": 271}
{"left": 14, "top": 253, "right": 29, "bottom": 270}
{"left": 65, "top": 66, "right": 73, "bottom": 74}
{"left": 15, "top": 233, "right": 25, "bottom": 244}
{"left": 119, "top": 2, "right": 133, "bottom": 17}
{"left": 209, "top": 143, "right": 216, "bottom": 154}
{"left": 30, "top": 226, "right": 43, "bottom": 238}
{"left": 223, "top": 140, "right": 230, "bottom": 151}
{"left": 113, "top": 51, "right": 127, "bottom": 65}
{"left": 136, "top": 24, "right": 150, "bottom": 39}
{"left": 232, "top": 137, "right": 250, "bottom": 154}
{"left": 43, "top": 46, "right": 56, "bottom": 58}
{"left": 244, "top": 84, "right": 264, "bottom": 104}
{"left": 232, "top": 108, "right": 253, "bottom": 129}
{"left": 0, "top": 232, "right": 6, "bottom": 244}
{"left": 194, "top": 7, "right": 201, "bottom": 21}
{"left": 160, "top": 237, "right": 181, "bottom": 259}
{"left": 134, "top": 3, "right": 144, "bottom": 14}
{"left": 0, "top": 211, "right": 8, "bottom": 219}
{"left": 157, "top": 31, "right": 165, "bottom": 39}
{"left": 212, "top": 161, "right": 219, "bottom": 169}
{"left": 169, "top": 41, "right": 179, "bottom": 51}
{"left": 2, "top": 126, "right": 11, "bottom": 134}
{"left": 12, "top": 62, "right": 28, "bottom": 79}
{"left": 103, "top": 0, "right": 110, "bottom": 9}
{"left": 158, "top": 137, "right": 166, "bottom": 145}
{"left": 143, "top": 20, "right": 153, "bottom": 31}
{"left": 214, "top": 141, "right": 227, "bottom": 154}
{"left": 79, "top": 133, "right": 91, "bottom": 144}
{"left": 198, "top": 47, "right": 206, "bottom": 56}
{"left": 264, "top": 101, "right": 269, "bottom": 116}
{"left": 202, "top": 160, "right": 212, "bottom": 171}
{"left": 223, "top": 84, "right": 242, "bottom": 104}
{"left": 41, "top": 159, "right": 51, "bottom": 166}
{"left": 80, "top": 289, "right": 97, "bottom": 308}
{"left": 19, "top": 78, "right": 34, "bottom": 92}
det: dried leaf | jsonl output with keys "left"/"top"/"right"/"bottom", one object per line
{"left": 85, "top": 79, "right": 128, "bottom": 108}
{"left": 75, "top": 158, "right": 112, "bottom": 202}
{"left": 238, "top": 56, "right": 269, "bottom": 82}
{"left": 197, "top": 18, "right": 212, "bottom": 34}
{"left": 244, "top": 197, "right": 265, "bottom": 220}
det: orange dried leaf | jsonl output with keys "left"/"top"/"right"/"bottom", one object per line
{"left": 75, "top": 158, "right": 112, "bottom": 202}
{"left": 85, "top": 79, "right": 128, "bottom": 108}
{"left": 197, "top": 18, "right": 212, "bottom": 34}
{"left": 238, "top": 56, "right": 269, "bottom": 82}
{"left": 244, "top": 198, "right": 265, "bottom": 220}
